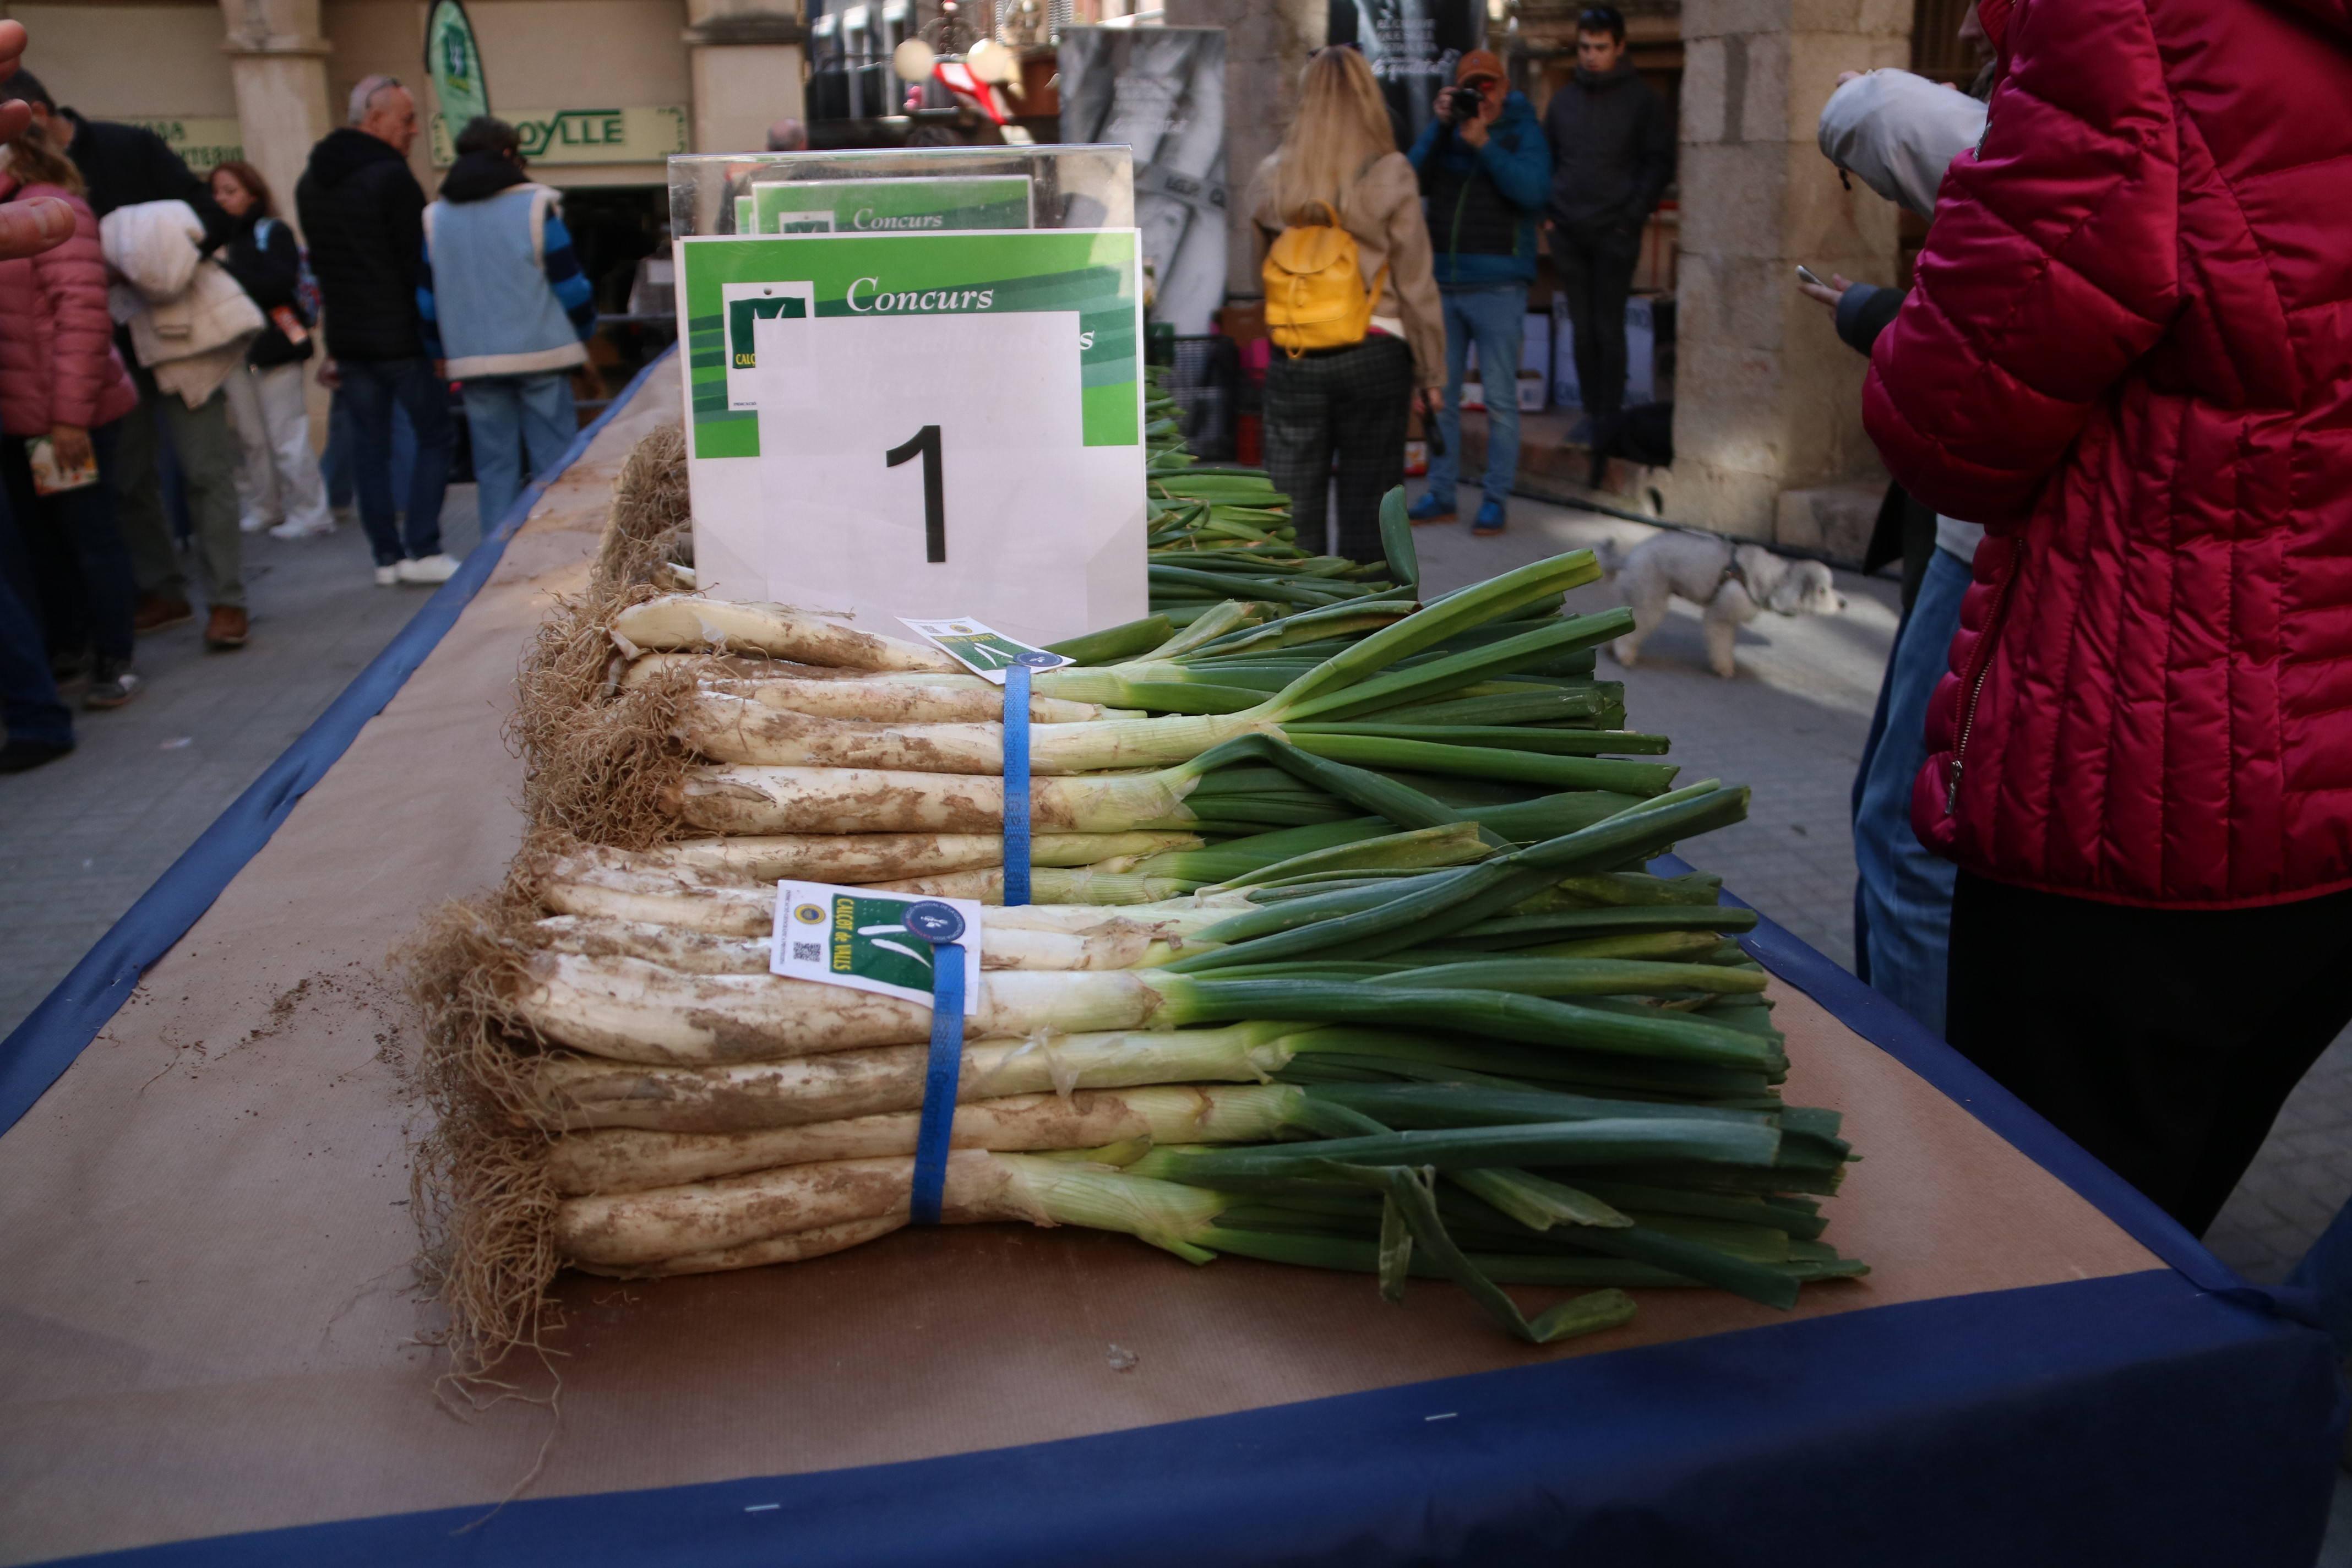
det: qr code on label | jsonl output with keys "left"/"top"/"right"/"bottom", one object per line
{"left": 791, "top": 942, "right": 822, "bottom": 962}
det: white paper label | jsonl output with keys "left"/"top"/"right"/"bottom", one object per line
{"left": 769, "top": 881, "right": 983, "bottom": 1013}
{"left": 898, "top": 616, "right": 1075, "bottom": 685}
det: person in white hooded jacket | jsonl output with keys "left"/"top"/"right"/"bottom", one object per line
{"left": 100, "top": 197, "right": 259, "bottom": 649}
{"left": 1799, "top": 35, "right": 1990, "bottom": 1039}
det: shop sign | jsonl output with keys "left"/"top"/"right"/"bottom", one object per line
{"left": 428, "top": 105, "right": 688, "bottom": 166}
{"left": 677, "top": 226, "right": 1146, "bottom": 645}
{"left": 739, "top": 175, "right": 1033, "bottom": 235}
{"left": 128, "top": 118, "right": 243, "bottom": 175}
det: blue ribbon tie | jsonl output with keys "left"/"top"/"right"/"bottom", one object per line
{"left": 1003, "top": 661, "right": 1032, "bottom": 906}
{"left": 908, "top": 934, "right": 966, "bottom": 1226}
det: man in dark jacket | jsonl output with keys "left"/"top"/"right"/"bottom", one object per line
{"left": 295, "top": 75, "right": 458, "bottom": 587}
{"left": 1541, "top": 6, "right": 1673, "bottom": 480}
{"left": 1405, "top": 50, "right": 1551, "bottom": 538}
{"left": 2, "top": 66, "right": 234, "bottom": 634}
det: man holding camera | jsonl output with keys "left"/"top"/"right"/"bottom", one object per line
{"left": 1404, "top": 49, "right": 1551, "bottom": 538}
{"left": 1543, "top": 6, "right": 1672, "bottom": 483}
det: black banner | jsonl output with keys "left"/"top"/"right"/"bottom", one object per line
{"left": 1326, "top": 0, "right": 1485, "bottom": 151}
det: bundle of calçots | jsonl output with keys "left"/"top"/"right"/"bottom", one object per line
{"left": 414, "top": 483, "right": 1863, "bottom": 1370}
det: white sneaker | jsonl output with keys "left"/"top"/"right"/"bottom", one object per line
{"left": 374, "top": 564, "right": 401, "bottom": 587}
{"left": 238, "top": 515, "right": 271, "bottom": 535}
{"left": 269, "top": 518, "right": 336, "bottom": 540}
{"left": 395, "top": 552, "right": 461, "bottom": 585}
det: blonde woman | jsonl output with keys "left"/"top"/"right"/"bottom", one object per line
{"left": 1247, "top": 46, "right": 1443, "bottom": 562}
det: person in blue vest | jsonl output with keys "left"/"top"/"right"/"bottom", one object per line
{"left": 1403, "top": 50, "right": 1550, "bottom": 539}
{"left": 417, "top": 116, "right": 596, "bottom": 535}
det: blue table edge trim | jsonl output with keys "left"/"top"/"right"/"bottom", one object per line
{"left": 0, "top": 345, "right": 678, "bottom": 1139}
{"left": 1650, "top": 851, "right": 2320, "bottom": 1329}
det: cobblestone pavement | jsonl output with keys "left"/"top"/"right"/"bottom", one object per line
{"left": 0, "top": 488, "right": 482, "bottom": 1039}
{"left": 1397, "top": 482, "right": 2352, "bottom": 1292}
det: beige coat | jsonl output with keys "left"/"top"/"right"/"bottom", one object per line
{"left": 100, "top": 199, "right": 264, "bottom": 407}
{"left": 1248, "top": 150, "right": 1445, "bottom": 389}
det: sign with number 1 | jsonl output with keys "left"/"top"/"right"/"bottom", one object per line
{"left": 681, "top": 229, "right": 1146, "bottom": 647}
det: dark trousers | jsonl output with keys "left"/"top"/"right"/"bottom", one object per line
{"left": 1550, "top": 224, "right": 1643, "bottom": 418}
{"left": 1262, "top": 333, "right": 1414, "bottom": 563}
{"left": 339, "top": 356, "right": 454, "bottom": 567}
{"left": 1948, "top": 870, "right": 2352, "bottom": 1236}
{"left": 0, "top": 486, "right": 72, "bottom": 747}
{"left": 0, "top": 421, "right": 136, "bottom": 666}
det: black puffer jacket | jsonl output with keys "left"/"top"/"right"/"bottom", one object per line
{"left": 216, "top": 211, "right": 314, "bottom": 368}
{"left": 293, "top": 128, "right": 426, "bottom": 362}
{"left": 59, "top": 108, "right": 228, "bottom": 248}
{"left": 1542, "top": 63, "right": 1675, "bottom": 235}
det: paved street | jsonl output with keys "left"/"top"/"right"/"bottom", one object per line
{"left": 0, "top": 488, "right": 481, "bottom": 1039}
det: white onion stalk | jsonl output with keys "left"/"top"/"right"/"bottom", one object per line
{"left": 546, "top": 1083, "right": 1300, "bottom": 1195}
{"left": 578, "top": 831, "right": 1205, "bottom": 886}
{"left": 561, "top": 1152, "right": 1231, "bottom": 1276}
{"left": 609, "top": 596, "right": 961, "bottom": 673}
{"left": 674, "top": 694, "right": 1277, "bottom": 776}
{"left": 522, "top": 1021, "right": 1303, "bottom": 1133}
{"left": 509, "top": 952, "right": 1167, "bottom": 1065}
{"left": 531, "top": 913, "right": 1211, "bottom": 973}
{"left": 672, "top": 763, "right": 1203, "bottom": 836}
{"left": 557, "top": 1147, "right": 1048, "bottom": 1267}
{"left": 533, "top": 860, "right": 1240, "bottom": 941}
{"left": 856, "top": 867, "right": 1200, "bottom": 905}
{"left": 663, "top": 675, "right": 1134, "bottom": 726}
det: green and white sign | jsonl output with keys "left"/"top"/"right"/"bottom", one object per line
{"left": 770, "top": 883, "right": 982, "bottom": 1012}
{"left": 128, "top": 118, "right": 242, "bottom": 174}
{"left": 749, "top": 176, "right": 1033, "bottom": 236}
{"left": 431, "top": 105, "right": 689, "bottom": 167}
{"left": 678, "top": 226, "right": 1147, "bottom": 645}
{"left": 424, "top": 0, "right": 490, "bottom": 134}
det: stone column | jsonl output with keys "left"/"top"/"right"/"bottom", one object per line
{"left": 1670, "top": 0, "right": 1910, "bottom": 547}
{"left": 220, "top": 0, "right": 334, "bottom": 453}
{"left": 217, "top": 0, "right": 334, "bottom": 232}
{"left": 684, "top": 3, "right": 808, "bottom": 157}
{"left": 1162, "top": 0, "right": 1325, "bottom": 298}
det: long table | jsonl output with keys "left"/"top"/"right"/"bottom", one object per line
{"left": 0, "top": 351, "right": 2337, "bottom": 1566}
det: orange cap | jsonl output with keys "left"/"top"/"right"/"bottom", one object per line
{"left": 1455, "top": 48, "right": 1505, "bottom": 85}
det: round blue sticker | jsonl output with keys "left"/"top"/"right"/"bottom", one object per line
{"left": 902, "top": 900, "right": 967, "bottom": 944}
{"left": 1014, "top": 649, "right": 1065, "bottom": 668}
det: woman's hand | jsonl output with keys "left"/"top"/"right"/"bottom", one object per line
{"left": 1797, "top": 271, "right": 1854, "bottom": 311}
{"left": 48, "top": 423, "right": 92, "bottom": 475}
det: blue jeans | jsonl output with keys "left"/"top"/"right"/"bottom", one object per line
{"left": 1851, "top": 546, "right": 1970, "bottom": 1036}
{"left": 339, "top": 356, "right": 454, "bottom": 566}
{"left": 1428, "top": 283, "right": 1526, "bottom": 508}
{"left": 0, "top": 487, "right": 71, "bottom": 747}
{"left": 462, "top": 373, "right": 578, "bottom": 532}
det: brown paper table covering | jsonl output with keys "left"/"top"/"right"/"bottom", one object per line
{"left": 0, "top": 356, "right": 2168, "bottom": 1562}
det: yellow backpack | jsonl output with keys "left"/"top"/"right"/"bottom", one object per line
{"left": 1262, "top": 200, "right": 1388, "bottom": 357}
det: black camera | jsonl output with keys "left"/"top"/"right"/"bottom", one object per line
{"left": 1439, "top": 86, "right": 1472, "bottom": 124}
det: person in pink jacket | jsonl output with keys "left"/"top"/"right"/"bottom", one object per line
{"left": 0, "top": 121, "right": 142, "bottom": 708}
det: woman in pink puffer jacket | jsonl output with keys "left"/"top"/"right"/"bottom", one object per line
{"left": 0, "top": 123, "right": 142, "bottom": 708}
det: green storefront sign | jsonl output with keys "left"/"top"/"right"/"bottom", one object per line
{"left": 128, "top": 118, "right": 242, "bottom": 175}
{"left": 429, "top": 105, "right": 689, "bottom": 167}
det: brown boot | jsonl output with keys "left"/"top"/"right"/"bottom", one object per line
{"left": 204, "top": 606, "right": 249, "bottom": 650}
{"left": 133, "top": 593, "right": 194, "bottom": 634}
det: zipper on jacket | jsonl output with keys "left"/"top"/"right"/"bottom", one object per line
{"left": 1448, "top": 184, "right": 1472, "bottom": 284}
{"left": 1945, "top": 544, "right": 2021, "bottom": 818}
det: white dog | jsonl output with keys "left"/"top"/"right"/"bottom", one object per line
{"left": 1597, "top": 533, "right": 1846, "bottom": 678}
